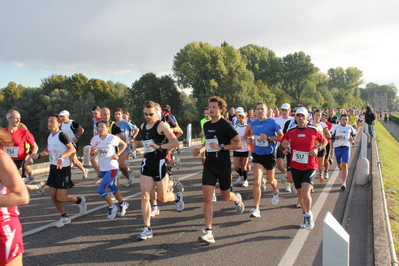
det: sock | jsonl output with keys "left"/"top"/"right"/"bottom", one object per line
{"left": 61, "top": 213, "right": 68, "bottom": 218}
{"left": 243, "top": 170, "right": 247, "bottom": 181}
{"left": 76, "top": 197, "right": 82, "bottom": 204}
{"left": 145, "top": 226, "right": 152, "bottom": 231}
{"left": 236, "top": 168, "right": 242, "bottom": 176}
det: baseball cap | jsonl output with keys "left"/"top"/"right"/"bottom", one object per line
{"left": 236, "top": 107, "right": 244, "bottom": 112}
{"left": 295, "top": 107, "right": 308, "bottom": 116}
{"left": 59, "top": 110, "right": 70, "bottom": 116}
{"left": 281, "top": 103, "right": 291, "bottom": 110}
{"left": 237, "top": 112, "right": 246, "bottom": 117}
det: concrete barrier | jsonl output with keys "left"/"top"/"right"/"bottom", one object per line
{"left": 355, "top": 157, "right": 369, "bottom": 185}
{"left": 323, "top": 212, "right": 350, "bottom": 266}
{"left": 83, "top": 145, "right": 92, "bottom": 167}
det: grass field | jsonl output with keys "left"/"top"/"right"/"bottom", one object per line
{"left": 375, "top": 119, "right": 399, "bottom": 254}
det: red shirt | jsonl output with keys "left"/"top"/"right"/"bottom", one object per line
{"left": 3, "top": 127, "right": 35, "bottom": 161}
{"left": 282, "top": 125, "right": 325, "bottom": 170}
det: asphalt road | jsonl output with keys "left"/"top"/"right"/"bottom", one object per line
{"left": 20, "top": 141, "right": 360, "bottom": 266}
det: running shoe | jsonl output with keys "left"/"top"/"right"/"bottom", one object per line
{"left": 137, "top": 227, "right": 153, "bottom": 240}
{"left": 305, "top": 213, "right": 314, "bottom": 230}
{"left": 291, "top": 183, "right": 297, "bottom": 194}
{"left": 124, "top": 160, "right": 130, "bottom": 166}
{"left": 324, "top": 171, "right": 329, "bottom": 179}
{"left": 235, "top": 193, "right": 245, "bottom": 214}
{"left": 27, "top": 176, "right": 35, "bottom": 184}
{"left": 82, "top": 168, "right": 89, "bottom": 179}
{"left": 37, "top": 181, "right": 46, "bottom": 196}
{"left": 341, "top": 182, "right": 347, "bottom": 190}
{"left": 132, "top": 150, "right": 137, "bottom": 159}
{"left": 285, "top": 182, "right": 291, "bottom": 192}
{"left": 94, "top": 175, "right": 102, "bottom": 184}
{"left": 175, "top": 158, "right": 181, "bottom": 170}
{"left": 236, "top": 175, "right": 243, "bottom": 184}
{"left": 151, "top": 205, "right": 160, "bottom": 217}
{"left": 212, "top": 192, "right": 217, "bottom": 202}
{"left": 249, "top": 207, "right": 261, "bottom": 218}
{"left": 118, "top": 201, "right": 129, "bottom": 217}
{"left": 271, "top": 190, "right": 279, "bottom": 206}
{"left": 78, "top": 196, "right": 87, "bottom": 214}
{"left": 328, "top": 158, "right": 333, "bottom": 164}
{"left": 107, "top": 205, "right": 118, "bottom": 219}
{"left": 319, "top": 174, "right": 324, "bottom": 184}
{"left": 261, "top": 178, "right": 267, "bottom": 191}
{"left": 242, "top": 180, "right": 249, "bottom": 187}
{"left": 173, "top": 177, "right": 184, "bottom": 193}
{"left": 198, "top": 229, "right": 215, "bottom": 244}
{"left": 247, "top": 163, "right": 252, "bottom": 172}
{"left": 175, "top": 192, "right": 184, "bottom": 212}
{"left": 300, "top": 215, "right": 306, "bottom": 228}
{"left": 296, "top": 201, "right": 301, "bottom": 208}
{"left": 123, "top": 169, "right": 135, "bottom": 187}
{"left": 55, "top": 216, "right": 71, "bottom": 228}
{"left": 281, "top": 172, "right": 287, "bottom": 184}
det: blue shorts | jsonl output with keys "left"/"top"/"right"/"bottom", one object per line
{"left": 334, "top": 146, "right": 350, "bottom": 164}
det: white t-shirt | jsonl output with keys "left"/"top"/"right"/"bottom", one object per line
{"left": 234, "top": 124, "right": 248, "bottom": 152}
{"left": 90, "top": 134, "right": 121, "bottom": 172}
{"left": 47, "top": 132, "right": 71, "bottom": 167}
{"left": 330, "top": 124, "right": 357, "bottom": 148}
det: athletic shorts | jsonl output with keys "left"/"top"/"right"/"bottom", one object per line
{"left": 334, "top": 146, "right": 351, "bottom": 164}
{"left": 290, "top": 168, "right": 316, "bottom": 189}
{"left": 72, "top": 142, "right": 79, "bottom": 152}
{"left": 325, "top": 143, "right": 331, "bottom": 158}
{"left": 13, "top": 159, "right": 25, "bottom": 170}
{"left": 202, "top": 162, "right": 232, "bottom": 191}
{"left": 317, "top": 148, "right": 326, "bottom": 158}
{"left": 46, "top": 165, "right": 74, "bottom": 189}
{"left": 0, "top": 218, "right": 24, "bottom": 265}
{"left": 140, "top": 158, "right": 171, "bottom": 182}
{"left": 276, "top": 148, "right": 286, "bottom": 159}
{"left": 233, "top": 151, "right": 249, "bottom": 158}
{"left": 98, "top": 169, "right": 119, "bottom": 197}
{"left": 252, "top": 152, "right": 276, "bottom": 171}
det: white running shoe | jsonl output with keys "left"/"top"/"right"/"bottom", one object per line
{"left": 249, "top": 207, "right": 261, "bottom": 218}
{"left": 261, "top": 178, "right": 267, "bottom": 191}
{"left": 198, "top": 229, "right": 215, "bottom": 244}
{"left": 123, "top": 169, "right": 135, "bottom": 187}
{"left": 173, "top": 177, "right": 184, "bottom": 193}
{"left": 78, "top": 196, "right": 87, "bottom": 213}
{"left": 341, "top": 182, "right": 347, "bottom": 190}
{"left": 296, "top": 201, "right": 301, "bottom": 208}
{"left": 137, "top": 227, "right": 153, "bottom": 240}
{"left": 151, "top": 205, "right": 160, "bottom": 217}
{"left": 285, "top": 182, "right": 291, "bottom": 192}
{"left": 235, "top": 193, "right": 245, "bottom": 214}
{"left": 291, "top": 183, "right": 297, "bottom": 194}
{"left": 107, "top": 205, "right": 118, "bottom": 219}
{"left": 324, "top": 171, "right": 329, "bottom": 179}
{"left": 175, "top": 192, "right": 184, "bottom": 212}
{"left": 242, "top": 180, "right": 249, "bottom": 187}
{"left": 94, "top": 175, "right": 102, "bottom": 184}
{"left": 271, "top": 190, "right": 279, "bottom": 206}
{"left": 118, "top": 201, "right": 129, "bottom": 217}
{"left": 212, "top": 193, "right": 217, "bottom": 202}
{"left": 82, "top": 168, "right": 89, "bottom": 179}
{"left": 236, "top": 175, "right": 243, "bottom": 184}
{"left": 305, "top": 213, "right": 314, "bottom": 230}
{"left": 37, "top": 181, "right": 46, "bottom": 196}
{"left": 55, "top": 216, "right": 71, "bottom": 228}
{"left": 300, "top": 215, "right": 306, "bottom": 228}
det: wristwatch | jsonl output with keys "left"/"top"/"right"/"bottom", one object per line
{"left": 220, "top": 144, "right": 225, "bottom": 151}
{"left": 267, "top": 136, "right": 271, "bottom": 141}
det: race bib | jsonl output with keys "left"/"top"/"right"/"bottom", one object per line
{"left": 49, "top": 152, "right": 57, "bottom": 164}
{"left": 4, "top": 146, "right": 18, "bottom": 158}
{"left": 292, "top": 150, "right": 309, "bottom": 164}
{"left": 143, "top": 139, "right": 155, "bottom": 153}
{"left": 254, "top": 135, "right": 268, "bottom": 147}
{"left": 97, "top": 146, "right": 109, "bottom": 158}
{"left": 205, "top": 139, "right": 219, "bottom": 152}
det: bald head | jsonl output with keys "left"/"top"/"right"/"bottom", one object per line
{"left": 6, "top": 110, "right": 21, "bottom": 127}
{"left": 101, "top": 107, "right": 111, "bottom": 122}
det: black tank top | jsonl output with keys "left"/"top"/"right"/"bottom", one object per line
{"left": 141, "top": 121, "right": 168, "bottom": 159}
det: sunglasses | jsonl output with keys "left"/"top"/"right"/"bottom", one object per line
{"left": 238, "top": 115, "right": 245, "bottom": 118}
{"left": 144, "top": 113, "right": 155, "bottom": 116}
{"left": 322, "top": 115, "right": 327, "bottom": 117}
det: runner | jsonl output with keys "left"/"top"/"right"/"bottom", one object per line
{"left": 3, "top": 110, "right": 46, "bottom": 195}
{"left": 0, "top": 129, "right": 30, "bottom": 266}
{"left": 193, "top": 96, "right": 244, "bottom": 244}
{"left": 136, "top": 101, "right": 184, "bottom": 241}
{"left": 234, "top": 112, "right": 250, "bottom": 187}
{"left": 90, "top": 120, "right": 130, "bottom": 219}
{"left": 280, "top": 107, "right": 327, "bottom": 230}
{"left": 59, "top": 110, "right": 89, "bottom": 179}
{"left": 320, "top": 112, "right": 333, "bottom": 179}
{"left": 30, "top": 114, "right": 87, "bottom": 227}
{"left": 330, "top": 114, "right": 357, "bottom": 190}
{"left": 114, "top": 107, "right": 139, "bottom": 187}
{"left": 243, "top": 102, "right": 283, "bottom": 218}
{"left": 90, "top": 105, "right": 103, "bottom": 179}
{"left": 312, "top": 110, "right": 332, "bottom": 182}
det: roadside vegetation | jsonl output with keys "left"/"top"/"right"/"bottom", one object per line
{"left": 375, "top": 119, "right": 399, "bottom": 254}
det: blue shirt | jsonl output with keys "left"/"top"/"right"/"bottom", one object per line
{"left": 116, "top": 120, "right": 137, "bottom": 152}
{"left": 251, "top": 118, "right": 281, "bottom": 155}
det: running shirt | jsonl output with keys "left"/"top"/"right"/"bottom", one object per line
{"left": 93, "top": 117, "right": 102, "bottom": 136}
{"left": 330, "top": 124, "right": 357, "bottom": 148}
{"left": 282, "top": 125, "right": 325, "bottom": 170}
{"left": 90, "top": 134, "right": 120, "bottom": 171}
{"left": 348, "top": 114, "right": 357, "bottom": 127}
{"left": 358, "top": 113, "right": 365, "bottom": 122}
{"left": 3, "top": 127, "right": 35, "bottom": 161}
{"left": 234, "top": 124, "right": 248, "bottom": 152}
{"left": 108, "top": 121, "right": 122, "bottom": 135}
{"left": 274, "top": 116, "right": 294, "bottom": 145}
{"left": 116, "top": 119, "right": 137, "bottom": 151}
{"left": 47, "top": 132, "right": 71, "bottom": 166}
{"left": 251, "top": 118, "right": 281, "bottom": 155}
{"left": 200, "top": 117, "right": 212, "bottom": 143}
{"left": 141, "top": 121, "right": 168, "bottom": 160}
{"left": 203, "top": 118, "right": 238, "bottom": 164}
{"left": 61, "top": 120, "right": 80, "bottom": 144}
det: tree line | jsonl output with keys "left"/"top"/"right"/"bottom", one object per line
{"left": 1, "top": 41, "right": 397, "bottom": 147}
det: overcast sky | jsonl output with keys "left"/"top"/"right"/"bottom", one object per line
{"left": 1, "top": 0, "right": 398, "bottom": 91}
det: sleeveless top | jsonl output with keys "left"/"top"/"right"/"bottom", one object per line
{"left": 141, "top": 121, "right": 168, "bottom": 160}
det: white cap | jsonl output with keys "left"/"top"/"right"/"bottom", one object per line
{"left": 59, "top": 110, "right": 70, "bottom": 116}
{"left": 295, "top": 107, "right": 308, "bottom": 116}
{"left": 236, "top": 107, "right": 244, "bottom": 112}
{"left": 281, "top": 103, "right": 291, "bottom": 110}
{"left": 237, "top": 112, "right": 246, "bottom": 117}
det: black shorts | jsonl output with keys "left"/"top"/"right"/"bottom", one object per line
{"left": 46, "top": 165, "right": 74, "bottom": 189}
{"left": 276, "top": 148, "right": 286, "bottom": 159}
{"left": 13, "top": 159, "right": 25, "bottom": 170}
{"left": 202, "top": 162, "right": 231, "bottom": 191}
{"left": 140, "top": 158, "right": 171, "bottom": 182}
{"left": 252, "top": 152, "right": 276, "bottom": 170}
{"left": 72, "top": 142, "right": 79, "bottom": 152}
{"left": 325, "top": 143, "right": 331, "bottom": 158}
{"left": 290, "top": 168, "right": 316, "bottom": 189}
{"left": 317, "top": 148, "right": 326, "bottom": 158}
{"left": 233, "top": 151, "right": 249, "bottom": 158}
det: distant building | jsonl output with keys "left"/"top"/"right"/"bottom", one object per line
{"left": 373, "top": 91, "right": 388, "bottom": 111}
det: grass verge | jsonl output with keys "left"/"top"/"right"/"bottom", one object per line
{"left": 375, "top": 119, "right": 399, "bottom": 255}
